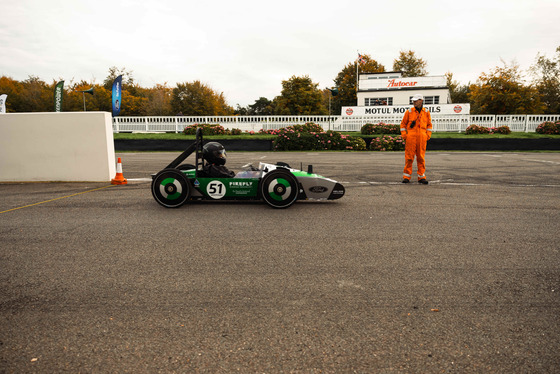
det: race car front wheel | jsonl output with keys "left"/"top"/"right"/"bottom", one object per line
{"left": 151, "top": 168, "right": 191, "bottom": 208}
{"left": 260, "top": 170, "right": 299, "bottom": 209}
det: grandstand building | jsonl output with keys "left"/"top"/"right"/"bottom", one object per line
{"left": 357, "top": 72, "right": 451, "bottom": 107}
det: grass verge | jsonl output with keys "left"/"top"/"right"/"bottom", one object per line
{"left": 114, "top": 132, "right": 559, "bottom": 140}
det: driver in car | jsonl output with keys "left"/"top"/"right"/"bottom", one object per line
{"left": 202, "top": 142, "right": 236, "bottom": 178}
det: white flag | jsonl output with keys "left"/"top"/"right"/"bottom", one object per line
{"left": 0, "top": 94, "right": 6, "bottom": 113}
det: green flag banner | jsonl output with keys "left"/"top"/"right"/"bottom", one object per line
{"left": 54, "top": 81, "right": 64, "bottom": 112}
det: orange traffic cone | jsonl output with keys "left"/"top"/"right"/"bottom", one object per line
{"left": 111, "top": 157, "right": 128, "bottom": 185}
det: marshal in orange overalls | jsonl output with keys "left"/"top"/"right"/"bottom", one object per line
{"left": 400, "top": 106, "right": 433, "bottom": 182}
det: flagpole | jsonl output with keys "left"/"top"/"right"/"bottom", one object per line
{"left": 356, "top": 51, "right": 359, "bottom": 93}
{"left": 356, "top": 60, "right": 359, "bottom": 93}
{"left": 356, "top": 52, "right": 361, "bottom": 107}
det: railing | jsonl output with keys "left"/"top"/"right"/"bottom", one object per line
{"left": 113, "top": 114, "right": 560, "bottom": 133}
{"left": 112, "top": 115, "right": 340, "bottom": 133}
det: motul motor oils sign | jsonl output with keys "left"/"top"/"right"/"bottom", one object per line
{"left": 341, "top": 104, "right": 470, "bottom": 116}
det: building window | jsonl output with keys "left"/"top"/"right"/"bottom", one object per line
{"left": 427, "top": 96, "right": 439, "bottom": 105}
{"left": 409, "top": 96, "right": 439, "bottom": 105}
{"left": 365, "top": 97, "right": 393, "bottom": 106}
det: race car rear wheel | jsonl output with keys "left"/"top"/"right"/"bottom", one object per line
{"left": 151, "top": 168, "right": 191, "bottom": 208}
{"left": 260, "top": 169, "right": 299, "bottom": 209}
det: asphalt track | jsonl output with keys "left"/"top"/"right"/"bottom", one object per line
{"left": 1, "top": 152, "right": 559, "bottom": 373}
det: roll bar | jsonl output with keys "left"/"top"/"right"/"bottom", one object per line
{"left": 165, "top": 128, "right": 204, "bottom": 178}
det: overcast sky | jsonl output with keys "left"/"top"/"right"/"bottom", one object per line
{"left": 1, "top": 0, "right": 559, "bottom": 107}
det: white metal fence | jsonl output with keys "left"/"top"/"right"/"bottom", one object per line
{"left": 113, "top": 114, "right": 560, "bottom": 133}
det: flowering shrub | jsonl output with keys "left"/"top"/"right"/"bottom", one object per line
{"left": 465, "top": 125, "right": 511, "bottom": 135}
{"left": 291, "top": 122, "right": 324, "bottom": 133}
{"left": 361, "top": 122, "right": 400, "bottom": 135}
{"left": 465, "top": 125, "right": 491, "bottom": 134}
{"left": 536, "top": 121, "right": 560, "bottom": 135}
{"left": 258, "top": 129, "right": 281, "bottom": 135}
{"left": 183, "top": 122, "right": 369, "bottom": 151}
{"left": 346, "top": 137, "right": 367, "bottom": 151}
{"left": 369, "top": 135, "right": 405, "bottom": 151}
{"left": 183, "top": 124, "right": 244, "bottom": 135}
{"left": 272, "top": 125, "right": 365, "bottom": 151}
{"left": 491, "top": 126, "right": 512, "bottom": 135}
{"left": 183, "top": 123, "right": 227, "bottom": 135}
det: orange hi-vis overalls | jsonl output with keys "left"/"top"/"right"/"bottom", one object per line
{"left": 400, "top": 106, "right": 433, "bottom": 181}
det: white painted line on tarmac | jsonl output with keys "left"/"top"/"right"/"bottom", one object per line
{"left": 440, "top": 182, "right": 486, "bottom": 186}
{"left": 366, "top": 181, "right": 405, "bottom": 185}
{"left": 339, "top": 181, "right": 560, "bottom": 187}
{"left": 525, "top": 159, "right": 560, "bottom": 165}
{"left": 127, "top": 178, "right": 153, "bottom": 182}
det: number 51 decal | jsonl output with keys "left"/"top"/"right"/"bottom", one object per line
{"left": 206, "top": 181, "right": 226, "bottom": 199}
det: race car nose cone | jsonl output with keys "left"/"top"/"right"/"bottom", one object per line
{"left": 328, "top": 183, "right": 345, "bottom": 200}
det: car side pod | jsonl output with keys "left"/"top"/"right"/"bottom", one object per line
{"left": 328, "top": 183, "right": 345, "bottom": 200}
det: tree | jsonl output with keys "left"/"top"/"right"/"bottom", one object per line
{"left": 18, "top": 76, "right": 52, "bottom": 112}
{"left": 393, "top": 50, "right": 428, "bottom": 77}
{"left": 144, "top": 84, "right": 173, "bottom": 116}
{"left": 234, "top": 104, "right": 248, "bottom": 115}
{"left": 65, "top": 80, "right": 106, "bottom": 112}
{"left": 445, "top": 71, "right": 470, "bottom": 103}
{"left": 0, "top": 76, "right": 24, "bottom": 112}
{"left": 468, "top": 61, "right": 545, "bottom": 114}
{"left": 248, "top": 97, "right": 273, "bottom": 115}
{"left": 103, "top": 66, "right": 135, "bottom": 91}
{"left": 332, "top": 55, "right": 385, "bottom": 114}
{"left": 120, "top": 88, "right": 148, "bottom": 115}
{"left": 233, "top": 97, "right": 274, "bottom": 116}
{"left": 530, "top": 46, "right": 560, "bottom": 114}
{"left": 171, "top": 80, "right": 233, "bottom": 116}
{"left": 272, "top": 76, "right": 327, "bottom": 115}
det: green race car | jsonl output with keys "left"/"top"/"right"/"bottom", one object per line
{"left": 151, "top": 129, "right": 345, "bottom": 209}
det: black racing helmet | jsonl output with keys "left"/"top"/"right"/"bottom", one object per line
{"left": 203, "top": 142, "right": 227, "bottom": 165}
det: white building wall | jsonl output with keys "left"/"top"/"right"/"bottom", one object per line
{"left": 358, "top": 88, "right": 451, "bottom": 106}
{"left": 357, "top": 73, "right": 451, "bottom": 106}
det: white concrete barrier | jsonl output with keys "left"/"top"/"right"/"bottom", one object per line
{"left": 0, "top": 112, "right": 116, "bottom": 182}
